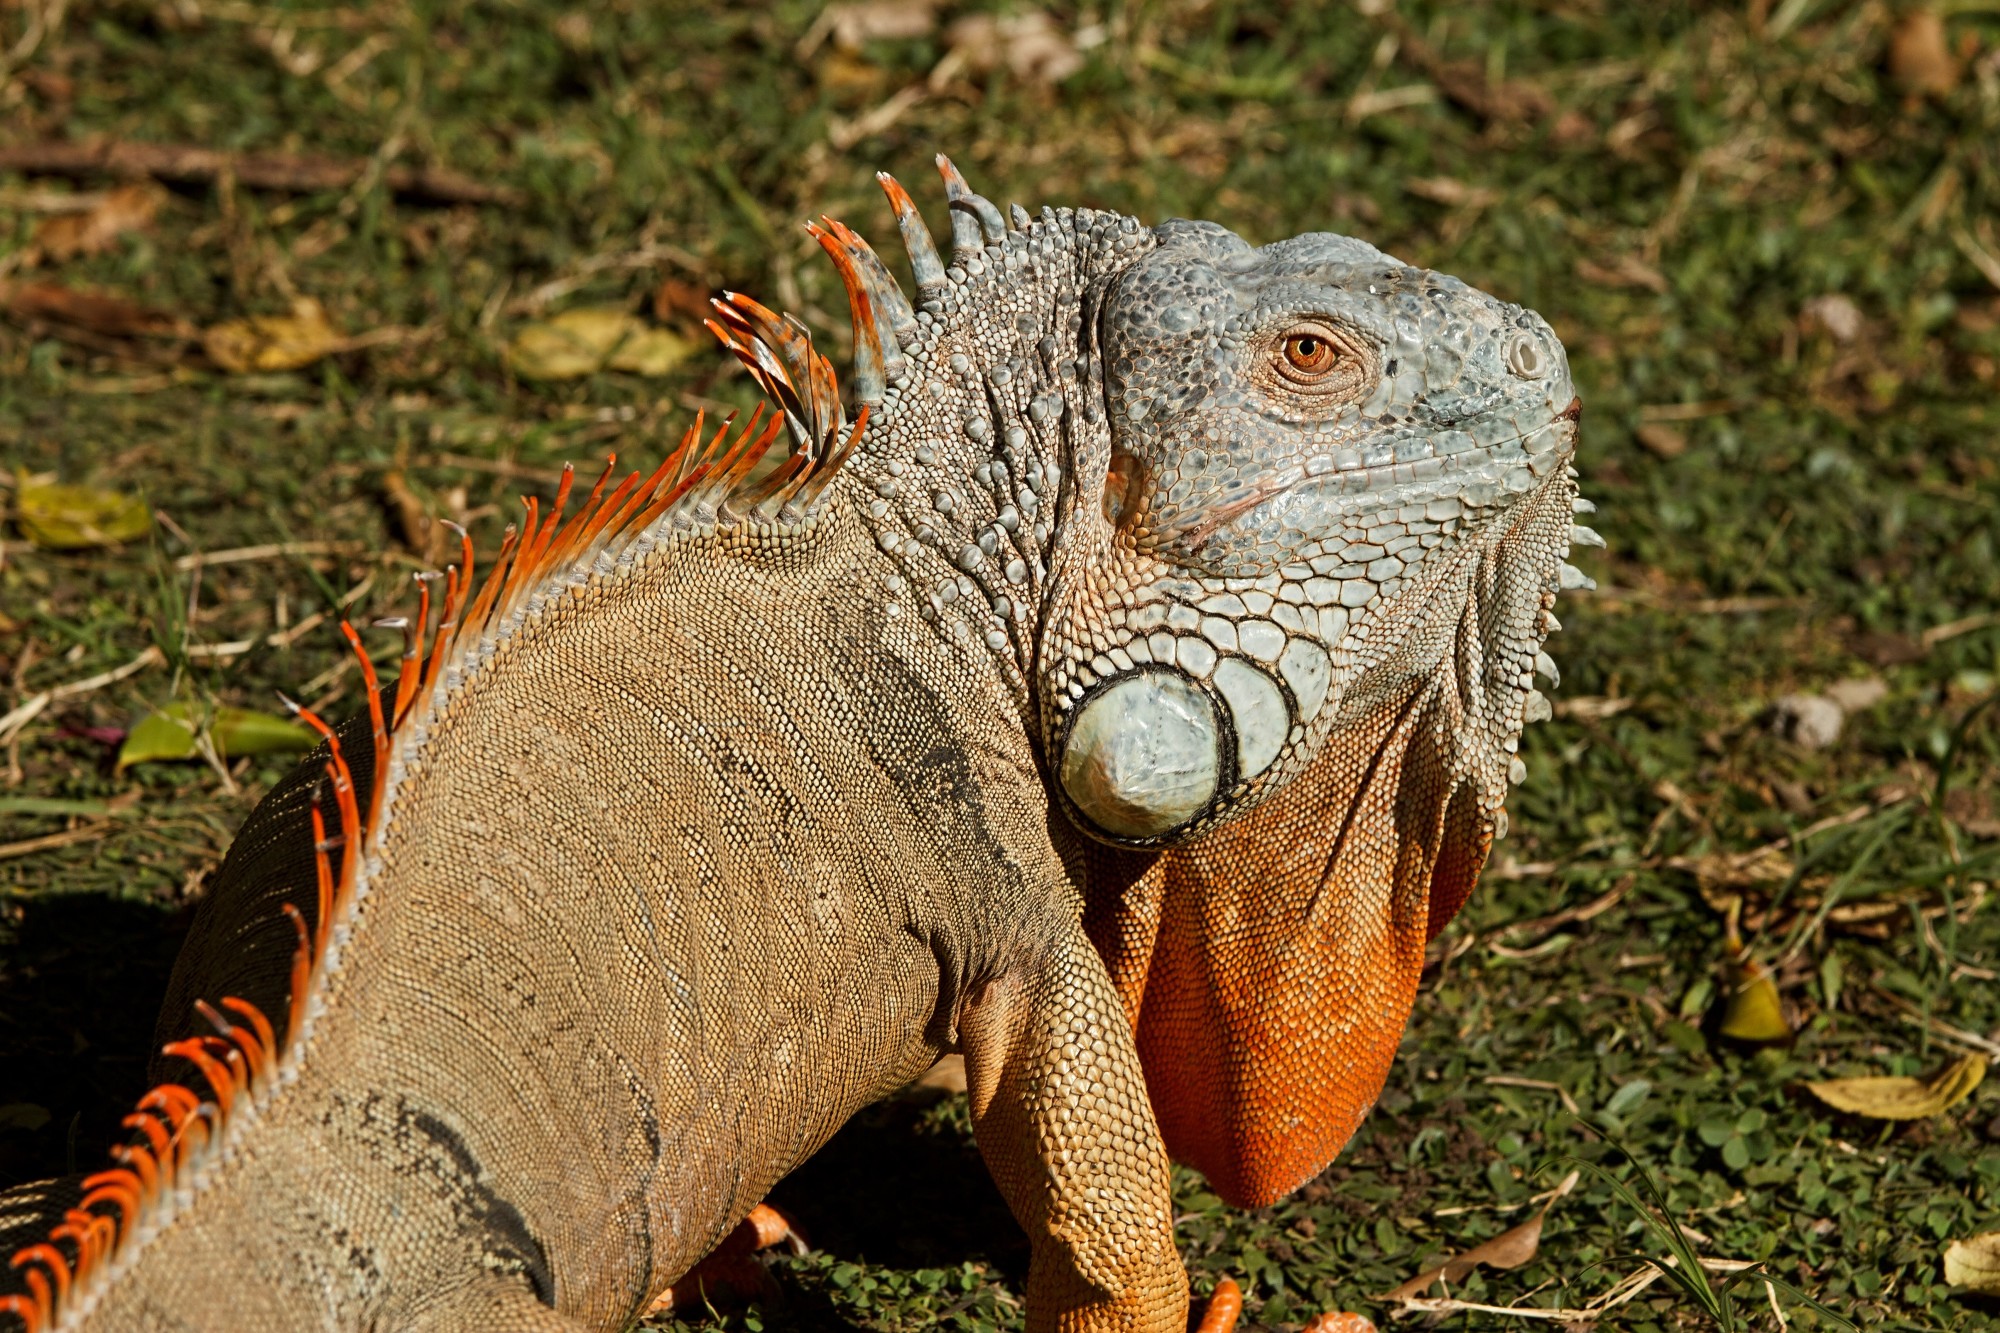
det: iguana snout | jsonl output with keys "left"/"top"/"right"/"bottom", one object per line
{"left": 1045, "top": 217, "right": 1579, "bottom": 849}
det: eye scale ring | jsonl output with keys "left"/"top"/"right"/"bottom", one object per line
{"left": 1261, "top": 319, "right": 1375, "bottom": 400}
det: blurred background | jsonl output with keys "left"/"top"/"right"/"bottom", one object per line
{"left": 1, "top": 1, "right": 1996, "bottom": 1328}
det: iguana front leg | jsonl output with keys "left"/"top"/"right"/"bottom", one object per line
{"left": 959, "top": 918, "right": 1186, "bottom": 1332}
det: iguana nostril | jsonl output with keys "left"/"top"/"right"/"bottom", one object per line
{"left": 1506, "top": 334, "right": 1545, "bottom": 378}
{"left": 1060, "top": 672, "right": 1220, "bottom": 840}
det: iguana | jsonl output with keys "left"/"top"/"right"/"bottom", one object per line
{"left": 0, "top": 157, "right": 1587, "bottom": 1331}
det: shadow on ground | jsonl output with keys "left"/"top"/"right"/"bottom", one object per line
{"left": 0, "top": 892, "right": 189, "bottom": 1190}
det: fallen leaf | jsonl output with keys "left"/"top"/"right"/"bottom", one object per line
{"left": 653, "top": 277, "right": 717, "bottom": 330}
{"left": 945, "top": 10, "right": 1084, "bottom": 84}
{"left": 1671, "top": 845, "right": 1796, "bottom": 891}
{"left": 1577, "top": 255, "right": 1670, "bottom": 295}
{"left": 507, "top": 306, "right": 694, "bottom": 381}
{"left": 1716, "top": 909, "right": 1793, "bottom": 1044}
{"left": 14, "top": 471, "right": 152, "bottom": 549}
{"left": 1889, "top": 9, "right": 1959, "bottom": 96}
{"left": 1635, "top": 424, "right": 1687, "bottom": 459}
{"left": 1802, "top": 293, "right": 1863, "bottom": 343}
{"left": 0, "top": 281, "right": 190, "bottom": 339}
{"left": 1945, "top": 1231, "right": 2000, "bottom": 1293}
{"left": 1381, "top": 1170, "right": 1578, "bottom": 1301}
{"left": 1771, "top": 692, "right": 1846, "bottom": 750}
{"left": 32, "top": 183, "right": 165, "bottom": 263}
{"left": 796, "top": 0, "right": 939, "bottom": 58}
{"left": 1806, "top": 1054, "right": 1986, "bottom": 1121}
{"left": 204, "top": 297, "right": 346, "bottom": 373}
{"left": 1405, "top": 177, "right": 1500, "bottom": 209}
{"left": 117, "top": 702, "right": 318, "bottom": 771}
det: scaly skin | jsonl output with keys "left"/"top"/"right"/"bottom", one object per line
{"left": 0, "top": 159, "right": 1587, "bottom": 1330}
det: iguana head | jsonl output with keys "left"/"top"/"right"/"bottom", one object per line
{"left": 1041, "top": 218, "right": 1580, "bottom": 847}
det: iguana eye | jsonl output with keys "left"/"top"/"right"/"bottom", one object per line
{"left": 1266, "top": 322, "right": 1371, "bottom": 399}
{"left": 1282, "top": 334, "right": 1337, "bottom": 376}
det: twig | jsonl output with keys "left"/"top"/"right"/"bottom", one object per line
{"left": 0, "top": 645, "right": 165, "bottom": 748}
{"left": 184, "top": 573, "right": 376, "bottom": 660}
{"left": 172, "top": 540, "right": 365, "bottom": 571}
{"left": 1482, "top": 1075, "right": 1582, "bottom": 1116}
{"left": 1923, "top": 609, "right": 2000, "bottom": 648}
{"left": 420, "top": 453, "right": 570, "bottom": 486}
{"left": 1873, "top": 988, "right": 2000, "bottom": 1059}
{"left": 504, "top": 241, "right": 705, "bottom": 316}
{"left": 0, "top": 821, "right": 113, "bottom": 862}
{"left": 0, "top": 140, "right": 518, "bottom": 207}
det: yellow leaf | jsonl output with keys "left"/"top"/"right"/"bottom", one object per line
{"left": 1716, "top": 902, "right": 1793, "bottom": 1044}
{"left": 1717, "top": 961, "right": 1791, "bottom": 1043}
{"left": 14, "top": 471, "right": 152, "bottom": 549}
{"left": 506, "top": 306, "right": 691, "bottom": 380}
{"left": 1806, "top": 1054, "right": 1987, "bottom": 1121}
{"left": 204, "top": 297, "right": 346, "bottom": 374}
{"left": 606, "top": 325, "right": 695, "bottom": 376}
{"left": 1945, "top": 1231, "right": 2000, "bottom": 1294}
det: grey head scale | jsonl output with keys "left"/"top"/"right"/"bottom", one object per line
{"left": 1041, "top": 217, "right": 1587, "bottom": 845}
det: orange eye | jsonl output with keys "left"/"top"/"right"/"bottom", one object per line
{"left": 1283, "top": 333, "right": 1338, "bottom": 375}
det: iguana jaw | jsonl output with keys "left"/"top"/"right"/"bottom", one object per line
{"left": 1097, "top": 452, "right": 1581, "bottom": 1207}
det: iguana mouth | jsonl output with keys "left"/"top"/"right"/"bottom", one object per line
{"left": 1145, "top": 404, "right": 1581, "bottom": 555}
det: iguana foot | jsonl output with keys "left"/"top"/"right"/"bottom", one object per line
{"left": 1193, "top": 1278, "right": 1375, "bottom": 1333}
{"left": 647, "top": 1204, "right": 803, "bottom": 1314}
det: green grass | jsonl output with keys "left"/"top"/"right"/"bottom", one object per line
{"left": 3, "top": 1, "right": 1998, "bottom": 1329}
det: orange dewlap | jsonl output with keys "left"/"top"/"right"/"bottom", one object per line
{"left": 1086, "top": 697, "right": 1496, "bottom": 1209}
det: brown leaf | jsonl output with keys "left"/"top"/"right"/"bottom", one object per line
{"left": 203, "top": 297, "right": 346, "bottom": 374}
{"left": 797, "top": 0, "right": 940, "bottom": 58}
{"left": 1945, "top": 1231, "right": 2000, "bottom": 1293}
{"left": 0, "top": 281, "right": 190, "bottom": 339}
{"left": 1806, "top": 1054, "right": 1986, "bottom": 1121}
{"left": 1577, "top": 255, "right": 1670, "bottom": 295}
{"left": 653, "top": 278, "right": 717, "bottom": 331}
{"left": 31, "top": 183, "right": 165, "bottom": 263}
{"left": 1635, "top": 424, "right": 1687, "bottom": 459}
{"left": 945, "top": 10, "right": 1084, "bottom": 84}
{"left": 1889, "top": 9, "right": 1959, "bottom": 97}
{"left": 1405, "top": 177, "right": 1499, "bottom": 209}
{"left": 1802, "top": 293, "right": 1863, "bottom": 343}
{"left": 1381, "top": 1171, "right": 1577, "bottom": 1301}
{"left": 1670, "top": 845, "right": 1795, "bottom": 891}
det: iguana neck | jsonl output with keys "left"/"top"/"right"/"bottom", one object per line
{"left": 839, "top": 205, "right": 1153, "bottom": 729}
